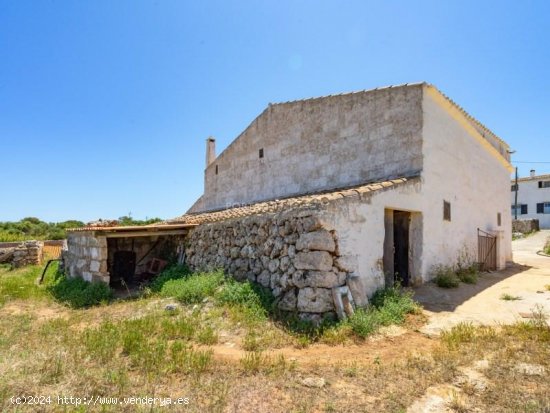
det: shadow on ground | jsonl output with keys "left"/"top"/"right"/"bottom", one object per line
{"left": 412, "top": 263, "right": 532, "bottom": 313}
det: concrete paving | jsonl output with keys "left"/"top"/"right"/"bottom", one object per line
{"left": 414, "top": 230, "right": 550, "bottom": 335}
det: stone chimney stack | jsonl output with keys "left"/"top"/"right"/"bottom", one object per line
{"left": 206, "top": 137, "right": 216, "bottom": 168}
{"left": 530, "top": 169, "right": 536, "bottom": 178}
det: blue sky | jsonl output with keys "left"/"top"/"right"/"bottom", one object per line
{"left": 1, "top": 0, "right": 549, "bottom": 222}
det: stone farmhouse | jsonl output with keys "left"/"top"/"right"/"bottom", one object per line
{"left": 65, "top": 82, "right": 513, "bottom": 320}
{"left": 511, "top": 170, "right": 550, "bottom": 229}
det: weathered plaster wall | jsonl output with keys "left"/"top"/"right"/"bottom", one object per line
{"left": 421, "top": 86, "right": 513, "bottom": 271}
{"left": 198, "top": 85, "right": 424, "bottom": 212}
{"left": 185, "top": 207, "right": 350, "bottom": 320}
{"left": 511, "top": 178, "right": 550, "bottom": 229}
{"left": 318, "top": 179, "right": 425, "bottom": 299}
{"left": 65, "top": 232, "right": 109, "bottom": 283}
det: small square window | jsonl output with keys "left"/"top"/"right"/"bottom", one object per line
{"left": 215, "top": 165, "right": 218, "bottom": 175}
{"left": 259, "top": 148, "right": 264, "bottom": 159}
{"left": 521, "top": 204, "right": 528, "bottom": 214}
{"left": 497, "top": 212, "right": 502, "bottom": 226}
{"left": 443, "top": 201, "right": 451, "bottom": 221}
{"left": 511, "top": 184, "right": 518, "bottom": 192}
{"left": 537, "top": 202, "right": 550, "bottom": 214}
{"left": 511, "top": 204, "right": 527, "bottom": 215}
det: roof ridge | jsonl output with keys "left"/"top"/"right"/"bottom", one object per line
{"left": 427, "top": 85, "right": 508, "bottom": 148}
{"left": 270, "top": 82, "right": 427, "bottom": 106}
{"left": 514, "top": 173, "right": 550, "bottom": 182}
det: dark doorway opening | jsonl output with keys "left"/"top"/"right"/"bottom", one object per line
{"left": 393, "top": 210, "right": 410, "bottom": 286}
{"left": 112, "top": 251, "right": 136, "bottom": 287}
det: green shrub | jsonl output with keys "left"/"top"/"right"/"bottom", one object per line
{"left": 434, "top": 266, "right": 460, "bottom": 288}
{"left": 457, "top": 271, "right": 478, "bottom": 284}
{"left": 347, "top": 308, "right": 380, "bottom": 338}
{"left": 456, "top": 263, "right": 479, "bottom": 284}
{"left": 160, "top": 270, "right": 224, "bottom": 304}
{"left": 217, "top": 279, "right": 260, "bottom": 305}
{"left": 216, "top": 279, "right": 274, "bottom": 320}
{"left": 347, "top": 286, "right": 419, "bottom": 338}
{"left": 149, "top": 265, "right": 191, "bottom": 292}
{"left": 48, "top": 276, "right": 113, "bottom": 308}
{"left": 370, "top": 284, "right": 403, "bottom": 308}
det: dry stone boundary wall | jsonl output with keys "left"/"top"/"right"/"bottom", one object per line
{"left": 0, "top": 240, "right": 44, "bottom": 268}
{"left": 512, "top": 219, "right": 539, "bottom": 234}
{"left": 185, "top": 207, "right": 352, "bottom": 320}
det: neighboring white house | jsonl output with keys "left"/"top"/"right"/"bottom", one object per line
{"left": 511, "top": 170, "right": 550, "bottom": 229}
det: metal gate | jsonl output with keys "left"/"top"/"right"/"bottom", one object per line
{"left": 478, "top": 229, "right": 497, "bottom": 271}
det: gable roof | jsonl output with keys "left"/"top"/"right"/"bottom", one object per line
{"left": 272, "top": 82, "right": 507, "bottom": 149}
{"left": 208, "top": 82, "right": 509, "bottom": 176}
{"left": 165, "top": 176, "right": 419, "bottom": 226}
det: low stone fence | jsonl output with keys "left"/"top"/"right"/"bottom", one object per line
{"left": 0, "top": 241, "right": 44, "bottom": 267}
{"left": 512, "top": 219, "right": 539, "bottom": 234}
{"left": 185, "top": 207, "right": 351, "bottom": 322}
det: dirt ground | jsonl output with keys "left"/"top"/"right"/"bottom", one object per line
{"left": 1, "top": 235, "right": 549, "bottom": 412}
{"left": 414, "top": 230, "right": 550, "bottom": 335}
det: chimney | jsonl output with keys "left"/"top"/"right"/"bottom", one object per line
{"left": 206, "top": 137, "right": 216, "bottom": 168}
{"left": 530, "top": 169, "right": 536, "bottom": 178}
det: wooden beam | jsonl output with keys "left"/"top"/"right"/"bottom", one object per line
{"left": 102, "top": 230, "right": 189, "bottom": 238}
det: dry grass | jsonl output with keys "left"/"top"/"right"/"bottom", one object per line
{"left": 0, "top": 266, "right": 549, "bottom": 412}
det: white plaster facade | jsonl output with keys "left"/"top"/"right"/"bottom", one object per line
{"left": 184, "top": 83, "right": 513, "bottom": 298}
{"left": 510, "top": 173, "right": 550, "bottom": 229}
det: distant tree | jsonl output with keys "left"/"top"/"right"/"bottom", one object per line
{"left": 0, "top": 218, "right": 85, "bottom": 241}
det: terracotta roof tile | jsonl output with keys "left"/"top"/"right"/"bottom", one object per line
{"left": 164, "top": 176, "right": 420, "bottom": 226}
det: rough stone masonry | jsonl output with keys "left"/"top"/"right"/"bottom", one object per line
{"left": 0, "top": 240, "right": 44, "bottom": 268}
{"left": 185, "top": 207, "right": 352, "bottom": 321}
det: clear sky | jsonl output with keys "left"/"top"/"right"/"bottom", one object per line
{"left": 1, "top": 0, "right": 549, "bottom": 222}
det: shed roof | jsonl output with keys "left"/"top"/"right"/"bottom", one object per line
{"left": 164, "top": 176, "right": 419, "bottom": 226}
{"left": 67, "top": 223, "right": 196, "bottom": 236}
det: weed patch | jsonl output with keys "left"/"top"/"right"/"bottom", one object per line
{"left": 160, "top": 270, "right": 224, "bottom": 304}
{"left": 48, "top": 276, "right": 113, "bottom": 308}
{"left": 347, "top": 286, "right": 419, "bottom": 338}
{"left": 500, "top": 293, "right": 522, "bottom": 301}
{"left": 149, "top": 265, "right": 191, "bottom": 292}
{"left": 434, "top": 266, "right": 461, "bottom": 288}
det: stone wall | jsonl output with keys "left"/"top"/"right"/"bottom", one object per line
{"left": 197, "top": 84, "right": 424, "bottom": 212}
{"left": 185, "top": 207, "right": 352, "bottom": 320}
{"left": 64, "top": 232, "right": 109, "bottom": 283}
{"left": 512, "top": 219, "right": 540, "bottom": 234}
{"left": 0, "top": 241, "right": 44, "bottom": 267}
